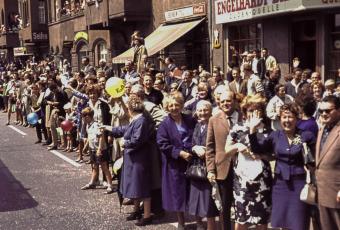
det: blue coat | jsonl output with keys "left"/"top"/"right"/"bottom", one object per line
{"left": 111, "top": 115, "right": 153, "bottom": 199}
{"left": 187, "top": 123, "right": 219, "bottom": 218}
{"left": 157, "top": 114, "right": 196, "bottom": 212}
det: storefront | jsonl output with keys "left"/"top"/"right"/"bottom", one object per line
{"left": 212, "top": 0, "right": 340, "bottom": 80}
{"left": 112, "top": 2, "right": 209, "bottom": 71}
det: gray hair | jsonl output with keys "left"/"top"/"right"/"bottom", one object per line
{"left": 130, "top": 84, "right": 145, "bottom": 99}
{"left": 196, "top": 100, "right": 212, "bottom": 112}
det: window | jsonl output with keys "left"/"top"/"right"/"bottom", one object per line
{"left": 329, "top": 14, "right": 340, "bottom": 80}
{"left": 38, "top": 1, "right": 46, "bottom": 24}
{"left": 229, "top": 23, "right": 262, "bottom": 55}
{"left": 95, "top": 41, "right": 107, "bottom": 65}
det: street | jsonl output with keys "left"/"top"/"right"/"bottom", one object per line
{"left": 0, "top": 114, "right": 181, "bottom": 230}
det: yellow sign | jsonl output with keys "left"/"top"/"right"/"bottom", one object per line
{"left": 74, "top": 31, "right": 88, "bottom": 42}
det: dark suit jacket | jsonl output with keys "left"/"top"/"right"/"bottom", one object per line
{"left": 315, "top": 121, "right": 340, "bottom": 209}
{"left": 206, "top": 111, "right": 233, "bottom": 180}
{"left": 228, "top": 79, "right": 247, "bottom": 96}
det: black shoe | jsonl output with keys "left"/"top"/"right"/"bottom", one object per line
{"left": 126, "top": 210, "right": 142, "bottom": 221}
{"left": 135, "top": 217, "right": 152, "bottom": 226}
{"left": 42, "top": 141, "right": 52, "bottom": 146}
{"left": 152, "top": 210, "right": 165, "bottom": 220}
{"left": 35, "top": 140, "right": 42, "bottom": 144}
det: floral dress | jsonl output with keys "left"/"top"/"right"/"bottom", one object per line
{"left": 231, "top": 124, "right": 272, "bottom": 225}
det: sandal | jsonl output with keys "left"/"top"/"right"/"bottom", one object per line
{"left": 81, "top": 183, "right": 96, "bottom": 190}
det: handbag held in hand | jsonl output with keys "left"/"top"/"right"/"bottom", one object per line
{"left": 185, "top": 157, "right": 207, "bottom": 181}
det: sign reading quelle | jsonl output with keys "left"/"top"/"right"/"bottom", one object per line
{"left": 32, "top": 32, "right": 48, "bottom": 41}
{"left": 215, "top": 0, "right": 340, "bottom": 24}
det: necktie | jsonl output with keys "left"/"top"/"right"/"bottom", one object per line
{"left": 320, "top": 127, "right": 330, "bottom": 155}
{"left": 227, "top": 116, "right": 233, "bottom": 128}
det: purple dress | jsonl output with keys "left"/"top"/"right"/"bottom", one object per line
{"left": 157, "top": 114, "right": 196, "bottom": 212}
{"left": 249, "top": 130, "right": 316, "bottom": 230}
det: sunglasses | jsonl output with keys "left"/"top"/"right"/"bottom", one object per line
{"left": 318, "top": 108, "right": 335, "bottom": 114}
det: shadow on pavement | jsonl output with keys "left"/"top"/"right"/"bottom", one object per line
{"left": 0, "top": 159, "right": 38, "bottom": 212}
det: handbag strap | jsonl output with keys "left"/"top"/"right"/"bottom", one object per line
{"left": 302, "top": 142, "right": 309, "bottom": 157}
{"left": 305, "top": 169, "right": 311, "bottom": 184}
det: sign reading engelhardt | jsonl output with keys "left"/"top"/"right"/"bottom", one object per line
{"left": 215, "top": 0, "right": 302, "bottom": 24}
{"left": 215, "top": 0, "right": 340, "bottom": 24}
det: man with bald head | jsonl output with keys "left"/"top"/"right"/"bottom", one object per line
{"left": 206, "top": 91, "right": 241, "bottom": 230}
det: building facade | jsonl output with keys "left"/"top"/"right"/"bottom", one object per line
{"left": 18, "top": 0, "right": 49, "bottom": 60}
{"left": 0, "top": 0, "right": 20, "bottom": 62}
{"left": 211, "top": 0, "right": 340, "bottom": 80}
{"left": 46, "top": 0, "right": 209, "bottom": 72}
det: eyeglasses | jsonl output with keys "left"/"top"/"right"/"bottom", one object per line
{"left": 318, "top": 108, "right": 335, "bottom": 114}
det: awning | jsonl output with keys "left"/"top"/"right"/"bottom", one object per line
{"left": 112, "top": 18, "right": 204, "bottom": 64}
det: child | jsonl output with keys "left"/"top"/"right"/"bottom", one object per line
{"left": 80, "top": 107, "right": 114, "bottom": 194}
{"left": 63, "top": 102, "right": 76, "bottom": 152}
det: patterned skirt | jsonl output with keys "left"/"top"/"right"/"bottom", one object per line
{"left": 233, "top": 161, "right": 272, "bottom": 225}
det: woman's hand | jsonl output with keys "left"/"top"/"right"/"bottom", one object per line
{"left": 192, "top": 145, "right": 206, "bottom": 158}
{"left": 337, "top": 191, "right": 340, "bottom": 203}
{"left": 248, "top": 112, "right": 262, "bottom": 134}
{"left": 100, "top": 125, "right": 112, "bottom": 132}
{"left": 235, "top": 143, "right": 248, "bottom": 154}
{"left": 179, "top": 150, "right": 192, "bottom": 161}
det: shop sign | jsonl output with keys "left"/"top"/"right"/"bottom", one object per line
{"left": 74, "top": 31, "right": 88, "bottom": 42}
{"left": 215, "top": 0, "right": 340, "bottom": 24}
{"left": 165, "top": 3, "right": 206, "bottom": 22}
{"left": 14, "top": 47, "right": 27, "bottom": 56}
{"left": 32, "top": 32, "right": 48, "bottom": 41}
{"left": 303, "top": 0, "right": 340, "bottom": 8}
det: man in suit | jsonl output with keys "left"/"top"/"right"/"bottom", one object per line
{"left": 206, "top": 91, "right": 242, "bottom": 230}
{"left": 315, "top": 95, "right": 340, "bottom": 229}
{"left": 228, "top": 67, "right": 247, "bottom": 96}
{"left": 81, "top": 57, "right": 96, "bottom": 75}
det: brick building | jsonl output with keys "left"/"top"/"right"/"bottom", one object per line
{"left": 46, "top": 0, "right": 209, "bottom": 72}
{"left": 17, "top": 0, "right": 49, "bottom": 59}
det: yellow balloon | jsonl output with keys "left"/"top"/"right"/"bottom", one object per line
{"left": 105, "top": 77, "right": 125, "bottom": 98}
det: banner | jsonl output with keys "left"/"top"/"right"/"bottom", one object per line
{"left": 215, "top": 0, "right": 340, "bottom": 24}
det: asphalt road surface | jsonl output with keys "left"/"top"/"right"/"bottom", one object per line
{"left": 0, "top": 114, "right": 192, "bottom": 230}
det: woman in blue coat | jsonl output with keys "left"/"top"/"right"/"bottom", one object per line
{"left": 157, "top": 92, "right": 196, "bottom": 229}
{"left": 188, "top": 100, "right": 219, "bottom": 230}
{"left": 103, "top": 97, "right": 154, "bottom": 227}
{"left": 248, "top": 103, "right": 316, "bottom": 230}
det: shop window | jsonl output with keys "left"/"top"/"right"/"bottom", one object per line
{"left": 38, "top": 1, "right": 46, "bottom": 24}
{"left": 229, "top": 23, "right": 262, "bottom": 55}
{"left": 329, "top": 14, "right": 340, "bottom": 80}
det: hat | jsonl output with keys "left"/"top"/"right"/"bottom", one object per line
{"left": 63, "top": 102, "right": 72, "bottom": 110}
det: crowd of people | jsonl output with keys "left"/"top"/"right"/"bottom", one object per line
{"left": 0, "top": 44, "right": 339, "bottom": 230}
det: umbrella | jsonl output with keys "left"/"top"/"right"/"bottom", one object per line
{"left": 210, "top": 180, "right": 223, "bottom": 211}
{"left": 113, "top": 157, "right": 124, "bottom": 212}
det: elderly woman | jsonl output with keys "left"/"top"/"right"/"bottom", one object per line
{"left": 188, "top": 100, "right": 218, "bottom": 230}
{"left": 248, "top": 103, "right": 316, "bottom": 230}
{"left": 103, "top": 97, "right": 154, "bottom": 226}
{"left": 228, "top": 95, "right": 272, "bottom": 230}
{"left": 157, "top": 92, "right": 196, "bottom": 229}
